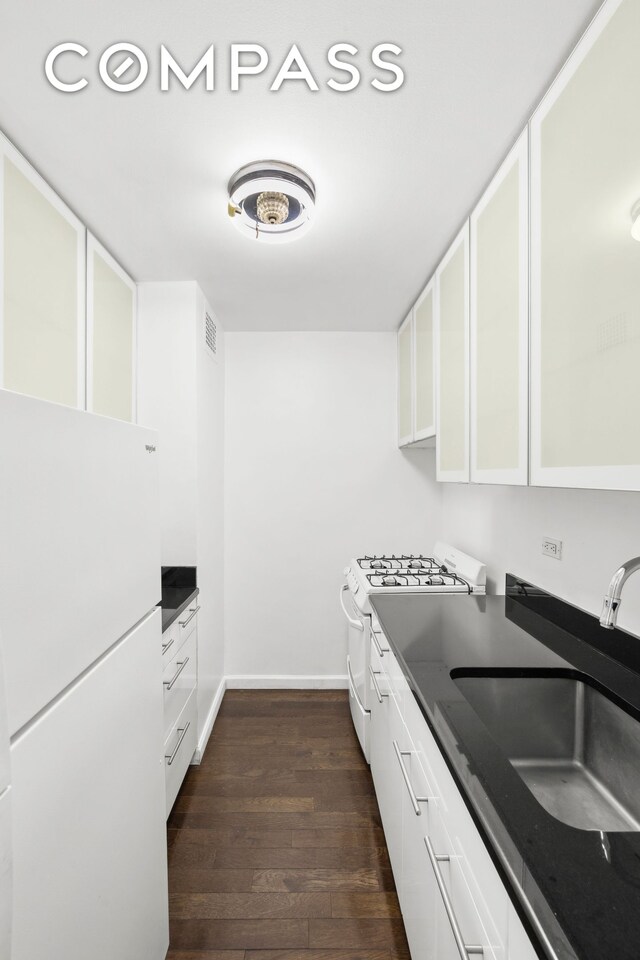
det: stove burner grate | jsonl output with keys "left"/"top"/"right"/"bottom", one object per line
{"left": 366, "top": 570, "right": 471, "bottom": 592}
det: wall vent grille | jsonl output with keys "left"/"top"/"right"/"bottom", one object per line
{"left": 204, "top": 311, "right": 217, "bottom": 360}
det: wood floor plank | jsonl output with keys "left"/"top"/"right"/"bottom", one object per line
{"left": 169, "top": 806, "right": 381, "bottom": 831}
{"left": 169, "top": 827, "right": 294, "bottom": 849}
{"left": 169, "top": 868, "right": 255, "bottom": 894}
{"left": 166, "top": 951, "right": 246, "bottom": 960}
{"left": 169, "top": 919, "right": 309, "bottom": 950}
{"left": 252, "top": 869, "right": 380, "bottom": 892}
{"left": 206, "top": 847, "right": 391, "bottom": 872}
{"left": 224, "top": 690, "right": 348, "bottom": 702}
{"left": 245, "top": 952, "right": 391, "bottom": 960}
{"left": 173, "top": 796, "right": 315, "bottom": 813}
{"left": 178, "top": 772, "right": 374, "bottom": 799}
{"left": 167, "top": 690, "right": 406, "bottom": 959}
{"left": 220, "top": 701, "right": 350, "bottom": 718}
{"left": 292, "top": 828, "right": 385, "bottom": 849}
{"left": 170, "top": 893, "right": 331, "bottom": 920}
{"left": 308, "top": 919, "right": 409, "bottom": 953}
{"left": 330, "top": 893, "right": 401, "bottom": 918}
{"left": 312, "top": 796, "right": 380, "bottom": 814}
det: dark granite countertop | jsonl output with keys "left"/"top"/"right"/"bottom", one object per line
{"left": 159, "top": 566, "right": 198, "bottom": 633}
{"left": 370, "top": 578, "right": 640, "bottom": 960}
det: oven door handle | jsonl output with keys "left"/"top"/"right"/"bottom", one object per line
{"left": 340, "top": 584, "right": 364, "bottom": 631}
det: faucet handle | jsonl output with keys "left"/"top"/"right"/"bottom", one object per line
{"left": 600, "top": 596, "right": 619, "bottom": 630}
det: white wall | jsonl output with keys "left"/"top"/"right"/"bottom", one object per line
{"left": 441, "top": 482, "right": 640, "bottom": 635}
{"left": 224, "top": 332, "right": 442, "bottom": 681}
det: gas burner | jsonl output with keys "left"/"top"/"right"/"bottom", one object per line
{"left": 370, "top": 559, "right": 388, "bottom": 569}
{"left": 382, "top": 575, "right": 398, "bottom": 586}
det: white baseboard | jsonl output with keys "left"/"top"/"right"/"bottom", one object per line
{"left": 191, "top": 677, "right": 226, "bottom": 764}
{"left": 225, "top": 674, "right": 349, "bottom": 690}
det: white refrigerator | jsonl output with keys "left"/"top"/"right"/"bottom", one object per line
{"left": 0, "top": 641, "right": 11, "bottom": 957}
{"left": 0, "top": 389, "right": 169, "bottom": 960}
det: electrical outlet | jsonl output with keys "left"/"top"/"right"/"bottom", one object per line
{"left": 542, "top": 537, "right": 563, "bottom": 560}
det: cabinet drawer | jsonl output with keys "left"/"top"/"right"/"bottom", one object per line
{"left": 164, "top": 691, "right": 197, "bottom": 817}
{"left": 376, "top": 638, "right": 409, "bottom": 715}
{"left": 427, "top": 804, "right": 504, "bottom": 960}
{"left": 161, "top": 620, "right": 180, "bottom": 662}
{"left": 177, "top": 601, "right": 199, "bottom": 645}
{"left": 163, "top": 630, "right": 197, "bottom": 740}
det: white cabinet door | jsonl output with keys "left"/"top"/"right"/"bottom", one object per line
{"left": 399, "top": 743, "right": 438, "bottom": 960}
{"left": 470, "top": 131, "right": 528, "bottom": 485}
{"left": 87, "top": 233, "right": 137, "bottom": 423}
{"left": 0, "top": 134, "right": 85, "bottom": 409}
{"left": 507, "top": 903, "right": 539, "bottom": 960}
{"left": 398, "top": 310, "right": 414, "bottom": 446}
{"left": 436, "top": 223, "right": 470, "bottom": 482}
{"left": 10, "top": 609, "right": 168, "bottom": 960}
{"left": 414, "top": 279, "right": 436, "bottom": 442}
{"left": 530, "top": 0, "right": 640, "bottom": 490}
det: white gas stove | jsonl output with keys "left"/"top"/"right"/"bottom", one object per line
{"left": 342, "top": 542, "right": 486, "bottom": 762}
{"left": 345, "top": 542, "right": 486, "bottom": 615}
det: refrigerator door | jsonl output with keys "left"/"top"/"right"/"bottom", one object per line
{"left": 0, "top": 639, "right": 12, "bottom": 957}
{"left": 0, "top": 390, "right": 161, "bottom": 736}
{"left": 10, "top": 609, "right": 167, "bottom": 960}
{"left": 0, "top": 787, "right": 11, "bottom": 960}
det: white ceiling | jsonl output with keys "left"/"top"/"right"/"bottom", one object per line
{"left": 0, "top": 0, "right": 601, "bottom": 331}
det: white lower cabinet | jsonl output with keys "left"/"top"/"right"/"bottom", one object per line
{"left": 164, "top": 690, "right": 198, "bottom": 816}
{"left": 369, "top": 648, "right": 404, "bottom": 893}
{"left": 10, "top": 610, "right": 168, "bottom": 960}
{"left": 161, "top": 604, "right": 199, "bottom": 816}
{"left": 370, "top": 634, "right": 537, "bottom": 960}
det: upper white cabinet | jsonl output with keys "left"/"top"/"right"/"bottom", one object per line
{"left": 397, "top": 310, "right": 414, "bottom": 446}
{"left": 0, "top": 135, "right": 85, "bottom": 408}
{"left": 87, "top": 234, "right": 137, "bottom": 423}
{"left": 397, "top": 283, "right": 436, "bottom": 449}
{"left": 436, "top": 222, "right": 469, "bottom": 482}
{"left": 470, "top": 131, "right": 529, "bottom": 485}
{"left": 414, "top": 279, "right": 436, "bottom": 442}
{"left": 530, "top": 0, "right": 640, "bottom": 490}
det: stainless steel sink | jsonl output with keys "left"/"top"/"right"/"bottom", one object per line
{"left": 452, "top": 671, "right": 640, "bottom": 832}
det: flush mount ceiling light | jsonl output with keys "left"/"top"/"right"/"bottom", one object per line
{"left": 631, "top": 199, "right": 640, "bottom": 242}
{"left": 227, "top": 160, "right": 315, "bottom": 242}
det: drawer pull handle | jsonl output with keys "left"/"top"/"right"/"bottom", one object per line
{"left": 424, "top": 836, "right": 484, "bottom": 958}
{"left": 164, "top": 656, "right": 190, "bottom": 691}
{"left": 393, "top": 739, "right": 433, "bottom": 815}
{"left": 179, "top": 605, "right": 200, "bottom": 628}
{"left": 165, "top": 722, "right": 191, "bottom": 766}
{"left": 369, "top": 666, "right": 388, "bottom": 704}
{"left": 370, "top": 627, "right": 389, "bottom": 658}
{"left": 162, "top": 637, "right": 175, "bottom": 656}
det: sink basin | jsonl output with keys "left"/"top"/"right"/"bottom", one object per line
{"left": 452, "top": 670, "right": 640, "bottom": 832}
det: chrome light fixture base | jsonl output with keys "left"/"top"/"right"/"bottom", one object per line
{"left": 227, "top": 160, "right": 316, "bottom": 242}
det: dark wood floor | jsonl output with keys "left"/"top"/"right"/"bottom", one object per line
{"left": 166, "top": 689, "right": 410, "bottom": 960}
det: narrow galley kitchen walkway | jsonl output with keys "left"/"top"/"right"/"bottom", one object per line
{"left": 166, "top": 690, "right": 409, "bottom": 960}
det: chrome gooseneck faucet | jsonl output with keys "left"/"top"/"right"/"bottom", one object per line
{"left": 600, "top": 556, "right": 640, "bottom": 629}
